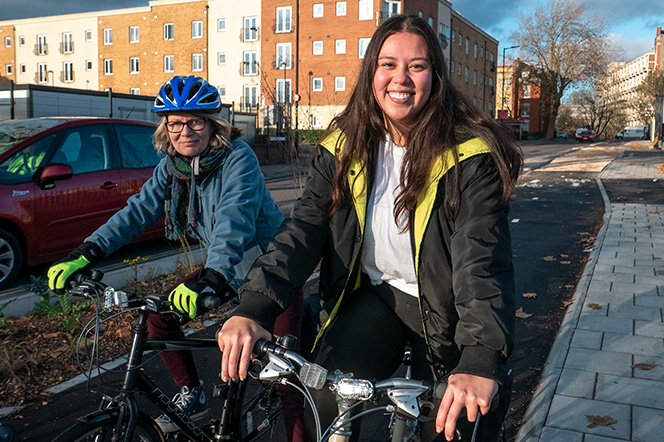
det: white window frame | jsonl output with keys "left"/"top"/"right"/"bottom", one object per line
{"left": 335, "top": 76, "right": 346, "bottom": 91}
{"left": 523, "top": 85, "right": 531, "bottom": 99}
{"left": 164, "top": 55, "right": 174, "bottom": 72}
{"left": 243, "top": 17, "right": 258, "bottom": 41}
{"left": 313, "top": 3, "right": 324, "bottom": 17}
{"left": 38, "top": 63, "right": 48, "bottom": 83}
{"left": 218, "top": 86, "right": 226, "bottom": 98}
{"left": 276, "top": 7, "right": 292, "bottom": 33}
{"left": 192, "top": 53, "right": 203, "bottom": 71}
{"left": 129, "top": 26, "right": 139, "bottom": 43}
{"left": 313, "top": 41, "right": 323, "bottom": 55}
{"left": 521, "top": 102, "right": 531, "bottom": 118}
{"left": 217, "top": 53, "right": 226, "bottom": 65}
{"left": 130, "top": 57, "right": 140, "bottom": 74}
{"left": 86, "top": 60, "right": 93, "bottom": 71}
{"left": 164, "top": 23, "right": 174, "bottom": 40}
{"left": 192, "top": 21, "right": 203, "bottom": 39}
{"left": 336, "top": 1, "right": 347, "bottom": 16}
{"left": 312, "top": 115, "right": 323, "bottom": 128}
{"left": 19, "top": 36, "right": 25, "bottom": 46}
{"left": 62, "top": 33, "right": 73, "bottom": 54}
{"left": 358, "top": 0, "right": 372, "bottom": 20}
{"left": 130, "top": 88, "right": 140, "bottom": 95}
{"left": 243, "top": 85, "right": 258, "bottom": 109}
{"left": 243, "top": 51, "right": 257, "bottom": 75}
{"left": 217, "top": 19, "right": 226, "bottom": 31}
{"left": 5, "top": 37, "right": 11, "bottom": 47}
{"left": 37, "top": 35, "right": 47, "bottom": 55}
{"left": 276, "top": 42, "right": 292, "bottom": 69}
{"left": 358, "top": 38, "right": 371, "bottom": 59}
{"left": 276, "top": 78, "right": 291, "bottom": 103}
{"left": 104, "top": 59, "right": 113, "bottom": 75}
{"left": 312, "top": 77, "right": 323, "bottom": 92}
{"left": 85, "top": 30, "right": 92, "bottom": 42}
{"left": 385, "top": 1, "right": 400, "bottom": 18}
{"left": 63, "top": 61, "right": 74, "bottom": 82}
{"left": 6, "top": 65, "right": 12, "bottom": 75}
{"left": 103, "top": 28, "right": 112, "bottom": 45}
{"left": 335, "top": 39, "right": 346, "bottom": 54}
{"left": 20, "top": 64, "right": 26, "bottom": 74}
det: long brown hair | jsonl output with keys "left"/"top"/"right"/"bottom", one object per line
{"left": 324, "top": 14, "right": 522, "bottom": 224}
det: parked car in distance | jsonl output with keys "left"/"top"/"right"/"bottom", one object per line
{"left": 575, "top": 128, "right": 595, "bottom": 143}
{"left": 0, "top": 117, "right": 163, "bottom": 290}
{"left": 615, "top": 125, "right": 649, "bottom": 140}
{"left": 555, "top": 131, "right": 568, "bottom": 139}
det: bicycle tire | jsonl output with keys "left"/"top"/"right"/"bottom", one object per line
{"left": 234, "top": 380, "right": 284, "bottom": 442}
{"left": 52, "top": 413, "right": 165, "bottom": 442}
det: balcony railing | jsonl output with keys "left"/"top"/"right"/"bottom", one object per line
{"left": 272, "top": 54, "right": 292, "bottom": 70}
{"left": 240, "top": 27, "right": 260, "bottom": 42}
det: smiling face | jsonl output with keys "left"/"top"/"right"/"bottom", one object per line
{"left": 372, "top": 32, "right": 433, "bottom": 145}
{"left": 166, "top": 112, "right": 213, "bottom": 158}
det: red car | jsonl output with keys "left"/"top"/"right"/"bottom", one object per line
{"left": 0, "top": 117, "right": 163, "bottom": 290}
{"left": 575, "top": 129, "right": 595, "bottom": 142}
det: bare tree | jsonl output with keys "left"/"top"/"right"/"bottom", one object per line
{"left": 635, "top": 70, "right": 664, "bottom": 124}
{"left": 513, "top": 0, "right": 612, "bottom": 140}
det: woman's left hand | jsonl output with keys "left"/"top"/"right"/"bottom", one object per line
{"left": 435, "top": 373, "right": 499, "bottom": 441}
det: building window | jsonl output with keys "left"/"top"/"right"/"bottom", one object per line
{"left": 521, "top": 102, "right": 530, "bottom": 117}
{"left": 276, "top": 42, "right": 292, "bottom": 68}
{"left": 20, "top": 64, "right": 26, "bottom": 74}
{"left": 6, "top": 65, "right": 12, "bottom": 75}
{"left": 358, "top": 0, "right": 372, "bottom": 20}
{"left": 336, "top": 1, "right": 346, "bottom": 16}
{"left": 451, "top": 61, "right": 454, "bottom": 72}
{"left": 104, "top": 59, "right": 113, "bottom": 75}
{"left": 335, "top": 76, "right": 346, "bottom": 91}
{"left": 62, "top": 33, "right": 73, "bottom": 53}
{"left": 218, "top": 53, "right": 226, "bottom": 65}
{"left": 5, "top": 37, "right": 10, "bottom": 47}
{"left": 312, "top": 115, "right": 323, "bottom": 128}
{"left": 313, "top": 77, "right": 323, "bottom": 91}
{"left": 313, "top": 3, "right": 323, "bottom": 17}
{"left": 474, "top": 43, "right": 478, "bottom": 58}
{"left": 335, "top": 39, "right": 346, "bottom": 54}
{"left": 452, "top": 31, "right": 455, "bottom": 42}
{"left": 465, "top": 38, "right": 469, "bottom": 54}
{"left": 86, "top": 60, "right": 93, "bottom": 71}
{"left": 38, "top": 63, "right": 48, "bottom": 83}
{"left": 85, "top": 30, "right": 92, "bottom": 41}
{"left": 130, "top": 57, "right": 139, "bottom": 74}
{"left": 473, "top": 70, "right": 477, "bottom": 85}
{"left": 458, "top": 64, "right": 461, "bottom": 75}
{"left": 276, "top": 78, "right": 291, "bottom": 103}
{"left": 243, "top": 51, "right": 257, "bottom": 75}
{"left": 243, "top": 17, "right": 258, "bottom": 41}
{"left": 480, "top": 47, "right": 484, "bottom": 58}
{"left": 129, "top": 26, "right": 139, "bottom": 43}
{"left": 164, "top": 55, "right": 174, "bottom": 72}
{"left": 428, "top": 17, "right": 433, "bottom": 27}
{"left": 358, "top": 38, "right": 371, "bottom": 58}
{"left": 464, "top": 67, "right": 469, "bottom": 82}
{"left": 19, "top": 36, "right": 25, "bottom": 46}
{"left": 243, "top": 85, "right": 258, "bottom": 110}
{"left": 523, "top": 85, "right": 531, "bottom": 98}
{"left": 458, "top": 33, "right": 462, "bottom": 46}
{"left": 276, "top": 7, "right": 292, "bottom": 33}
{"left": 130, "top": 88, "right": 140, "bottom": 95}
{"left": 192, "top": 21, "right": 203, "bottom": 39}
{"left": 192, "top": 53, "right": 203, "bottom": 71}
{"left": 218, "top": 86, "right": 226, "bottom": 98}
{"left": 218, "top": 19, "right": 226, "bottom": 31}
{"left": 164, "top": 23, "right": 174, "bottom": 40}
{"left": 490, "top": 52, "right": 494, "bottom": 64}
{"left": 37, "top": 35, "right": 47, "bottom": 55}
{"left": 63, "top": 62, "right": 73, "bottom": 82}
{"left": 103, "top": 28, "right": 112, "bottom": 45}
{"left": 313, "top": 41, "right": 323, "bottom": 55}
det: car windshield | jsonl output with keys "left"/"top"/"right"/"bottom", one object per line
{"left": 0, "top": 119, "right": 68, "bottom": 155}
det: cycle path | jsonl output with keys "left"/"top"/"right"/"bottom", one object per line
{"left": 516, "top": 148, "right": 664, "bottom": 442}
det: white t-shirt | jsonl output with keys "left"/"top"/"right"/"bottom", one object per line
{"left": 361, "top": 138, "right": 419, "bottom": 297}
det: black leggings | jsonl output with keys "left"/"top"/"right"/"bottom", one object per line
{"left": 304, "top": 277, "right": 509, "bottom": 442}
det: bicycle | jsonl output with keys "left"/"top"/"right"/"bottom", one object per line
{"left": 52, "top": 271, "right": 289, "bottom": 442}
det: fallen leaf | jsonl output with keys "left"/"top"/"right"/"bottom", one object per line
{"left": 562, "top": 300, "right": 574, "bottom": 308}
{"left": 543, "top": 256, "right": 555, "bottom": 261}
{"left": 559, "top": 254, "right": 569, "bottom": 258}
{"left": 560, "top": 261, "right": 571, "bottom": 265}
{"left": 516, "top": 307, "right": 532, "bottom": 319}
{"left": 586, "top": 415, "right": 617, "bottom": 429}
{"left": 586, "top": 303, "right": 602, "bottom": 310}
{"left": 632, "top": 362, "right": 657, "bottom": 370}
{"left": 522, "top": 293, "right": 537, "bottom": 299}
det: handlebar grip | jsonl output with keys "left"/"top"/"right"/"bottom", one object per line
{"left": 198, "top": 295, "right": 221, "bottom": 310}
{"left": 432, "top": 381, "right": 447, "bottom": 400}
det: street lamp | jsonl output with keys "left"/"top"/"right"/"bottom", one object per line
{"left": 501, "top": 45, "right": 519, "bottom": 115}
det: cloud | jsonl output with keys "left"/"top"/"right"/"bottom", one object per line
{"left": 610, "top": 34, "right": 655, "bottom": 62}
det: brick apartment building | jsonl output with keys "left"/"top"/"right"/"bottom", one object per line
{"left": 0, "top": 0, "right": 499, "bottom": 131}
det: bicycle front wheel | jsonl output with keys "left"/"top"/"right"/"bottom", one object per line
{"left": 53, "top": 413, "right": 165, "bottom": 442}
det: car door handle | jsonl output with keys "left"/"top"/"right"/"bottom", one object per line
{"left": 100, "top": 182, "right": 119, "bottom": 190}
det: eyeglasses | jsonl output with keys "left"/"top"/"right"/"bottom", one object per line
{"left": 165, "top": 118, "right": 207, "bottom": 133}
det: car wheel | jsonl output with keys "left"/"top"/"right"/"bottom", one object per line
{"left": 0, "top": 228, "right": 23, "bottom": 290}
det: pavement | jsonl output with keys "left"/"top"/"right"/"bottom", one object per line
{"left": 515, "top": 146, "right": 664, "bottom": 442}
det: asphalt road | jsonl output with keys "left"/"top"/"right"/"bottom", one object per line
{"left": 7, "top": 140, "right": 658, "bottom": 442}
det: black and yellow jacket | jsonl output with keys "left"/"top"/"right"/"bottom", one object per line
{"left": 236, "top": 130, "right": 515, "bottom": 383}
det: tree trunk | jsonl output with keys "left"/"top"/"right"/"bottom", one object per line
{"left": 547, "top": 95, "right": 562, "bottom": 140}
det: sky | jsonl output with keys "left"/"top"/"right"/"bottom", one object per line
{"left": 2, "top": 0, "right": 664, "bottom": 62}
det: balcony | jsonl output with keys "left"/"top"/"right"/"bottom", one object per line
{"left": 272, "top": 54, "right": 292, "bottom": 70}
{"left": 272, "top": 20, "right": 293, "bottom": 34}
{"left": 240, "top": 27, "right": 260, "bottom": 42}
{"left": 240, "top": 61, "right": 258, "bottom": 76}
{"left": 60, "top": 41, "right": 75, "bottom": 54}
{"left": 34, "top": 43, "right": 48, "bottom": 56}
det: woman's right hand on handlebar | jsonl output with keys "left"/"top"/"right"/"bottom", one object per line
{"left": 217, "top": 316, "right": 272, "bottom": 382}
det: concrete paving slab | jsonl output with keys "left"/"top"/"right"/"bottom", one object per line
{"left": 571, "top": 329, "right": 604, "bottom": 350}
{"left": 545, "top": 395, "right": 631, "bottom": 440}
{"left": 564, "top": 348, "right": 633, "bottom": 376}
{"left": 577, "top": 315, "right": 633, "bottom": 335}
{"left": 634, "top": 320, "right": 664, "bottom": 339}
{"left": 601, "top": 332, "right": 664, "bottom": 357}
{"left": 605, "top": 304, "right": 661, "bottom": 321}
{"left": 633, "top": 406, "right": 664, "bottom": 442}
{"left": 631, "top": 355, "right": 664, "bottom": 381}
{"left": 596, "top": 374, "right": 664, "bottom": 410}
{"left": 555, "top": 369, "right": 596, "bottom": 399}
{"left": 539, "top": 427, "right": 584, "bottom": 442}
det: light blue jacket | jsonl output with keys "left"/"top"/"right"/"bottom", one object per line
{"left": 87, "top": 140, "right": 284, "bottom": 290}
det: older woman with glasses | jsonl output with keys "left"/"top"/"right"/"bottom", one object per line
{"left": 47, "top": 75, "right": 304, "bottom": 440}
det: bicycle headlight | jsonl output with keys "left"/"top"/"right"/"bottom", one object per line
{"left": 334, "top": 378, "right": 374, "bottom": 401}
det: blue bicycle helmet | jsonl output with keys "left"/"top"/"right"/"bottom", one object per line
{"left": 153, "top": 75, "right": 221, "bottom": 115}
